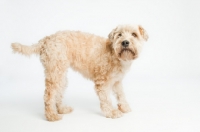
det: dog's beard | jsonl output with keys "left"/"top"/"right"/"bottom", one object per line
{"left": 118, "top": 48, "right": 138, "bottom": 61}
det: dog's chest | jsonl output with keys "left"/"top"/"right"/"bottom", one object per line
{"left": 110, "top": 61, "right": 132, "bottom": 82}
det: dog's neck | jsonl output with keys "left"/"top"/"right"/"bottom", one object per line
{"left": 120, "top": 60, "right": 132, "bottom": 66}
{"left": 107, "top": 43, "right": 133, "bottom": 73}
{"left": 120, "top": 60, "right": 132, "bottom": 72}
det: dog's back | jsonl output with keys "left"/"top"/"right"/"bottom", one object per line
{"left": 11, "top": 31, "right": 113, "bottom": 79}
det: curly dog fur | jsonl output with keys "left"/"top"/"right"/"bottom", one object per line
{"left": 11, "top": 24, "right": 148, "bottom": 121}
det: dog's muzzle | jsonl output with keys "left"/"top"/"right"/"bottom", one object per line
{"left": 119, "top": 48, "right": 138, "bottom": 60}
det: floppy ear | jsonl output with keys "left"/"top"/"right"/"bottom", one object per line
{"left": 108, "top": 27, "right": 117, "bottom": 40}
{"left": 139, "top": 25, "right": 149, "bottom": 41}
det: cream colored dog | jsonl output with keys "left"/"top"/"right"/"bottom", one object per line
{"left": 11, "top": 24, "right": 148, "bottom": 121}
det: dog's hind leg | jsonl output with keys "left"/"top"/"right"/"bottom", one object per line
{"left": 41, "top": 39, "right": 71, "bottom": 121}
{"left": 56, "top": 75, "right": 73, "bottom": 115}
{"left": 44, "top": 76, "right": 63, "bottom": 121}
{"left": 43, "top": 60, "right": 72, "bottom": 121}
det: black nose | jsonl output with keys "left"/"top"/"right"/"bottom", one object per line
{"left": 122, "top": 40, "right": 129, "bottom": 47}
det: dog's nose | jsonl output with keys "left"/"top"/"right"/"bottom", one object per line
{"left": 121, "top": 40, "right": 129, "bottom": 47}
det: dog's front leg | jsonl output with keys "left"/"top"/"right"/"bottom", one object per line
{"left": 95, "top": 83, "right": 123, "bottom": 118}
{"left": 113, "top": 81, "right": 131, "bottom": 113}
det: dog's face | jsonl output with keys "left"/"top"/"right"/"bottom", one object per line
{"left": 108, "top": 25, "right": 148, "bottom": 61}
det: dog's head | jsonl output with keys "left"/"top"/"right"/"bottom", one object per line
{"left": 108, "top": 24, "right": 148, "bottom": 61}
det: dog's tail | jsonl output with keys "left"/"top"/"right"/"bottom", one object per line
{"left": 11, "top": 41, "right": 43, "bottom": 56}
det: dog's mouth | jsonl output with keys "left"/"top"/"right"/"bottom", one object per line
{"left": 119, "top": 48, "right": 134, "bottom": 55}
{"left": 118, "top": 48, "right": 138, "bottom": 60}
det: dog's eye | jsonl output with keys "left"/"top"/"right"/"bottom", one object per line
{"left": 132, "top": 33, "right": 137, "bottom": 37}
{"left": 118, "top": 33, "right": 122, "bottom": 37}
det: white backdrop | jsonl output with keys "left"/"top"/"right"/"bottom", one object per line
{"left": 0, "top": 0, "right": 200, "bottom": 132}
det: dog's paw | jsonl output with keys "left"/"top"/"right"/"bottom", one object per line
{"left": 45, "top": 114, "right": 63, "bottom": 121}
{"left": 103, "top": 109, "right": 123, "bottom": 118}
{"left": 118, "top": 103, "right": 132, "bottom": 113}
{"left": 58, "top": 106, "right": 73, "bottom": 114}
{"left": 110, "top": 109, "right": 123, "bottom": 118}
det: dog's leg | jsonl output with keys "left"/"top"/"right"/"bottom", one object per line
{"left": 95, "top": 83, "right": 123, "bottom": 118}
{"left": 43, "top": 56, "right": 71, "bottom": 121}
{"left": 40, "top": 39, "right": 73, "bottom": 121}
{"left": 112, "top": 81, "right": 131, "bottom": 113}
{"left": 56, "top": 76, "right": 73, "bottom": 114}
{"left": 44, "top": 61, "right": 72, "bottom": 121}
{"left": 44, "top": 76, "right": 63, "bottom": 121}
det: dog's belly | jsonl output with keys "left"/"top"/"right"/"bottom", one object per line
{"left": 70, "top": 61, "right": 93, "bottom": 80}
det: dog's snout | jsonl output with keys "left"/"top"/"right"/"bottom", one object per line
{"left": 121, "top": 40, "right": 129, "bottom": 47}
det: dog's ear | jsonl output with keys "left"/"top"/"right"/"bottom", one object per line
{"left": 108, "top": 27, "right": 117, "bottom": 40}
{"left": 138, "top": 25, "right": 149, "bottom": 41}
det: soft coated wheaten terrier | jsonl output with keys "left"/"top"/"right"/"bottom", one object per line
{"left": 11, "top": 24, "right": 148, "bottom": 121}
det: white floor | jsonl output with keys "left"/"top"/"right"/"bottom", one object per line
{"left": 1, "top": 74, "right": 199, "bottom": 132}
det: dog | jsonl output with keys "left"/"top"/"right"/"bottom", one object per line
{"left": 11, "top": 24, "right": 148, "bottom": 121}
